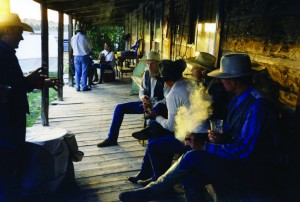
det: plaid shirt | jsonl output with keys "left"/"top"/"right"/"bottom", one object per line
{"left": 204, "top": 88, "right": 275, "bottom": 160}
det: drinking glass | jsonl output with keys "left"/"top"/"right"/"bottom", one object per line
{"left": 209, "top": 119, "right": 223, "bottom": 135}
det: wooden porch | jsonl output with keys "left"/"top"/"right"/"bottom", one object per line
{"left": 30, "top": 78, "right": 186, "bottom": 202}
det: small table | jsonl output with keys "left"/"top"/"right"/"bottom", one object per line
{"left": 117, "top": 55, "right": 139, "bottom": 81}
{"left": 22, "top": 126, "right": 70, "bottom": 194}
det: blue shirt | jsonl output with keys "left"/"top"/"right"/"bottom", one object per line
{"left": 204, "top": 88, "right": 276, "bottom": 160}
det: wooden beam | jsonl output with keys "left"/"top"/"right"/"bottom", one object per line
{"left": 215, "top": 0, "right": 223, "bottom": 66}
{"left": 81, "top": 17, "right": 126, "bottom": 26}
{"left": 67, "top": 4, "right": 137, "bottom": 16}
{"left": 33, "top": 0, "right": 145, "bottom": 27}
{"left": 40, "top": 0, "right": 49, "bottom": 126}
{"left": 68, "top": 15, "right": 74, "bottom": 87}
{"left": 57, "top": 11, "right": 64, "bottom": 101}
{"left": 296, "top": 87, "right": 300, "bottom": 121}
{"left": 63, "top": 0, "right": 139, "bottom": 12}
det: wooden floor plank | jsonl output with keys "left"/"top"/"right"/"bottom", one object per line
{"left": 29, "top": 80, "right": 186, "bottom": 202}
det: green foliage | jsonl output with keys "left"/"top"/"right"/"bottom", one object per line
{"left": 26, "top": 72, "right": 62, "bottom": 126}
{"left": 86, "top": 25, "right": 125, "bottom": 58}
{"left": 26, "top": 88, "right": 57, "bottom": 127}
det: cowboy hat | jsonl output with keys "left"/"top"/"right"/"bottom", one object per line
{"left": 75, "top": 24, "right": 82, "bottom": 31}
{"left": 160, "top": 59, "right": 186, "bottom": 82}
{"left": 139, "top": 51, "right": 161, "bottom": 62}
{"left": 208, "top": 54, "right": 253, "bottom": 78}
{"left": 194, "top": 52, "right": 216, "bottom": 71}
{"left": 0, "top": 12, "right": 33, "bottom": 32}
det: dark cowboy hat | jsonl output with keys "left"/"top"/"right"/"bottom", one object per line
{"left": 160, "top": 59, "right": 187, "bottom": 82}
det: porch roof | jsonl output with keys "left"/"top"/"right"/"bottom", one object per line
{"left": 33, "top": 0, "right": 146, "bottom": 25}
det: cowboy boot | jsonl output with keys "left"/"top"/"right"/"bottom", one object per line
{"left": 119, "top": 156, "right": 188, "bottom": 201}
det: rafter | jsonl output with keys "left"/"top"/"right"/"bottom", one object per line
{"left": 33, "top": 0, "right": 144, "bottom": 25}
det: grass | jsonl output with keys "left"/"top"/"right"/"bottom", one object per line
{"left": 26, "top": 89, "right": 57, "bottom": 127}
{"left": 26, "top": 72, "right": 59, "bottom": 127}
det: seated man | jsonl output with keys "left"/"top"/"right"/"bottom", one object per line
{"left": 96, "top": 51, "right": 170, "bottom": 147}
{"left": 128, "top": 54, "right": 229, "bottom": 187}
{"left": 119, "top": 54, "right": 280, "bottom": 202}
{"left": 128, "top": 59, "right": 211, "bottom": 185}
{"left": 97, "top": 42, "right": 115, "bottom": 84}
{"left": 132, "top": 52, "right": 229, "bottom": 140}
{"left": 190, "top": 52, "right": 229, "bottom": 120}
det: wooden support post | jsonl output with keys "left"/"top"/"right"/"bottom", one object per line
{"left": 40, "top": 1, "right": 49, "bottom": 126}
{"left": 68, "top": 15, "right": 74, "bottom": 87}
{"left": 296, "top": 87, "right": 300, "bottom": 131}
{"left": 57, "top": 11, "right": 64, "bottom": 101}
{"left": 215, "top": 0, "right": 223, "bottom": 67}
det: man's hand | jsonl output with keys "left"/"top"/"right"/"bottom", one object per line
{"left": 144, "top": 109, "right": 158, "bottom": 119}
{"left": 45, "top": 78, "right": 63, "bottom": 90}
{"left": 185, "top": 133, "right": 206, "bottom": 150}
{"left": 26, "top": 67, "right": 46, "bottom": 89}
{"left": 141, "top": 95, "right": 152, "bottom": 110}
{"left": 208, "top": 130, "right": 227, "bottom": 144}
{"left": 26, "top": 67, "right": 63, "bottom": 89}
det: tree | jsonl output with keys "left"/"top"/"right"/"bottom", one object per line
{"left": 87, "top": 25, "right": 125, "bottom": 58}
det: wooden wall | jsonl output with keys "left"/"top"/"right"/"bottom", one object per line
{"left": 125, "top": 0, "right": 299, "bottom": 108}
{"left": 220, "top": 0, "right": 300, "bottom": 107}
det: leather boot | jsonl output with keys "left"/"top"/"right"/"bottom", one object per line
{"left": 96, "top": 138, "right": 117, "bottom": 147}
{"left": 128, "top": 172, "right": 150, "bottom": 184}
{"left": 137, "top": 178, "right": 153, "bottom": 187}
{"left": 132, "top": 127, "right": 152, "bottom": 140}
{"left": 120, "top": 156, "right": 188, "bottom": 201}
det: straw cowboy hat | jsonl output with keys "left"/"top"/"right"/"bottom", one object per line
{"left": 0, "top": 12, "right": 33, "bottom": 32}
{"left": 208, "top": 54, "right": 253, "bottom": 78}
{"left": 139, "top": 51, "right": 161, "bottom": 62}
{"left": 194, "top": 52, "right": 216, "bottom": 71}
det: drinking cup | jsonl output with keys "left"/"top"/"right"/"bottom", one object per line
{"left": 209, "top": 119, "right": 223, "bottom": 135}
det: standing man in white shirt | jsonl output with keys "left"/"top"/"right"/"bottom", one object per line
{"left": 71, "top": 24, "right": 92, "bottom": 91}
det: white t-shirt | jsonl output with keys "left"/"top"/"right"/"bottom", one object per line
{"left": 156, "top": 78, "right": 191, "bottom": 132}
{"left": 100, "top": 50, "right": 115, "bottom": 68}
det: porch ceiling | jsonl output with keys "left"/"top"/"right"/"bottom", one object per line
{"left": 33, "top": 0, "right": 145, "bottom": 25}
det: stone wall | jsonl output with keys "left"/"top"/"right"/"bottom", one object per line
{"left": 221, "top": 0, "right": 300, "bottom": 107}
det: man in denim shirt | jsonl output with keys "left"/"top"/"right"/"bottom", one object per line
{"left": 119, "top": 54, "right": 279, "bottom": 202}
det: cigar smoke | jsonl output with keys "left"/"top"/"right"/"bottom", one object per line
{"left": 175, "top": 82, "right": 212, "bottom": 141}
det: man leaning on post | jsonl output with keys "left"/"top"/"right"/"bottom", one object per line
{"left": 0, "top": 12, "right": 60, "bottom": 201}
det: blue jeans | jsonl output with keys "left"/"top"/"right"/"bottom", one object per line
{"left": 74, "top": 55, "right": 89, "bottom": 90}
{"left": 141, "top": 135, "right": 186, "bottom": 180}
{"left": 107, "top": 101, "right": 144, "bottom": 141}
